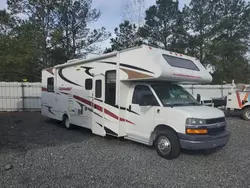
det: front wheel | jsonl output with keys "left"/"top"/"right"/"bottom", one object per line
{"left": 242, "top": 107, "right": 250, "bottom": 121}
{"left": 154, "top": 130, "right": 180, "bottom": 160}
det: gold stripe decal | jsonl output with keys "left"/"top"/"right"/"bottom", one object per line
{"left": 121, "top": 68, "right": 152, "bottom": 79}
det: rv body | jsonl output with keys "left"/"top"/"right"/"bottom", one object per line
{"left": 41, "top": 45, "right": 230, "bottom": 159}
{"left": 226, "top": 86, "right": 250, "bottom": 121}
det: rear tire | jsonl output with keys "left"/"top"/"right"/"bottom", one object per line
{"left": 62, "top": 115, "right": 73, "bottom": 129}
{"left": 242, "top": 107, "right": 250, "bottom": 121}
{"left": 154, "top": 130, "right": 180, "bottom": 160}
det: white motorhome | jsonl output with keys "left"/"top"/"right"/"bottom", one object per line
{"left": 41, "top": 45, "right": 230, "bottom": 159}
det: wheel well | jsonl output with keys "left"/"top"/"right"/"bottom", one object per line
{"left": 62, "top": 114, "right": 68, "bottom": 121}
{"left": 242, "top": 105, "right": 250, "bottom": 111}
{"left": 149, "top": 124, "right": 178, "bottom": 146}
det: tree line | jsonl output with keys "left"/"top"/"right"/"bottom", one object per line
{"left": 0, "top": 0, "right": 110, "bottom": 81}
{"left": 0, "top": 0, "right": 250, "bottom": 83}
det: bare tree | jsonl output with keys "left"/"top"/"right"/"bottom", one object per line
{"left": 122, "top": 0, "right": 145, "bottom": 27}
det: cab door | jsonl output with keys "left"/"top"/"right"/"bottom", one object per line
{"left": 91, "top": 74, "right": 105, "bottom": 136}
{"left": 126, "top": 85, "right": 160, "bottom": 143}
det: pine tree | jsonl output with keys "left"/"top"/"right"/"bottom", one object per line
{"left": 138, "top": 0, "right": 179, "bottom": 50}
{"left": 105, "top": 20, "right": 142, "bottom": 52}
{"left": 55, "top": 0, "right": 110, "bottom": 59}
{"left": 207, "top": 0, "right": 250, "bottom": 83}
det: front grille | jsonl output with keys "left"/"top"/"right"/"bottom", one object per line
{"left": 205, "top": 117, "right": 226, "bottom": 135}
{"left": 206, "top": 117, "right": 225, "bottom": 124}
{"left": 207, "top": 125, "right": 226, "bottom": 135}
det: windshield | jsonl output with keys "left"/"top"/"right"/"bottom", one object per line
{"left": 152, "top": 84, "right": 199, "bottom": 107}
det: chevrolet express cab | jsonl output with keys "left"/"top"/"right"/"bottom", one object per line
{"left": 41, "top": 45, "right": 230, "bottom": 159}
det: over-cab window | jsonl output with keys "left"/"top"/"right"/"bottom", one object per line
{"left": 132, "top": 85, "right": 159, "bottom": 106}
{"left": 162, "top": 54, "right": 200, "bottom": 71}
{"left": 85, "top": 79, "right": 93, "bottom": 90}
{"left": 47, "top": 77, "right": 54, "bottom": 92}
{"left": 95, "top": 80, "right": 102, "bottom": 98}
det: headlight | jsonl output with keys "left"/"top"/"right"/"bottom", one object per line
{"left": 186, "top": 118, "right": 206, "bottom": 125}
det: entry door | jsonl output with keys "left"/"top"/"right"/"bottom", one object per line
{"left": 126, "top": 85, "right": 159, "bottom": 143}
{"left": 92, "top": 74, "right": 105, "bottom": 136}
{"left": 44, "top": 77, "right": 56, "bottom": 118}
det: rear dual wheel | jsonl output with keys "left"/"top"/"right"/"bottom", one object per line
{"left": 62, "top": 115, "right": 73, "bottom": 129}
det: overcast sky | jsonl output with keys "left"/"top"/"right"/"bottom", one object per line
{"left": 0, "top": 0, "right": 194, "bottom": 50}
{"left": 0, "top": 0, "right": 191, "bottom": 49}
{"left": 0, "top": 0, "right": 190, "bottom": 34}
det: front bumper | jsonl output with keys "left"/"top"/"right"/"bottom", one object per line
{"left": 178, "top": 131, "right": 230, "bottom": 150}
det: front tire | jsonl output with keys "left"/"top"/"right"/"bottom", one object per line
{"left": 63, "top": 115, "right": 73, "bottom": 129}
{"left": 242, "top": 107, "right": 250, "bottom": 121}
{"left": 154, "top": 130, "right": 180, "bottom": 160}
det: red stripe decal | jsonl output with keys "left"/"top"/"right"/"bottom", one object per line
{"left": 95, "top": 104, "right": 103, "bottom": 112}
{"left": 174, "top": 73, "right": 201, "bottom": 79}
{"left": 59, "top": 87, "right": 72, "bottom": 91}
{"left": 42, "top": 87, "right": 47, "bottom": 91}
{"left": 126, "top": 120, "right": 134, "bottom": 125}
{"left": 236, "top": 92, "right": 242, "bottom": 108}
{"left": 73, "top": 95, "right": 92, "bottom": 106}
{"left": 104, "top": 109, "right": 118, "bottom": 120}
{"left": 74, "top": 95, "right": 134, "bottom": 124}
{"left": 104, "top": 110, "right": 134, "bottom": 125}
{"left": 120, "top": 118, "right": 126, "bottom": 122}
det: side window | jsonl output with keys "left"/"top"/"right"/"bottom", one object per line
{"left": 95, "top": 80, "right": 102, "bottom": 98}
{"left": 47, "top": 77, "right": 54, "bottom": 92}
{"left": 132, "top": 85, "right": 159, "bottom": 106}
{"left": 85, "top": 79, "right": 93, "bottom": 90}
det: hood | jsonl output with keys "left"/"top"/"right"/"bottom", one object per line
{"left": 174, "top": 105, "right": 224, "bottom": 119}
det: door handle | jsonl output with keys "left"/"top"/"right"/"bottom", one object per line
{"left": 157, "top": 109, "right": 160, "bottom": 113}
{"left": 128, "top": 105, "right": 131, "bottom": 111}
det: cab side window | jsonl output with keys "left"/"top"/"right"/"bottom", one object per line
{"left": 132, "top": 85, "right": 159, "bottom": 106}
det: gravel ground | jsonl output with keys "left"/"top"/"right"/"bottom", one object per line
{"left": 0, "top": 112, "right": 250, "bottom": 188}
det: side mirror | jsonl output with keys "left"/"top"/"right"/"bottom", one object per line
{"left": 197, "top": 94, "right": 201, "bottom": 103}
{"left": 139, "top": 95, "right": 158, "bottom": 106}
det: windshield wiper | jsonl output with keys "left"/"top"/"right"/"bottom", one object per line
{"left": 165, "top": 103, "right": 186, "bottom": 107}
{"left": 165, "top": 102, "right": 199, "bottom": 107}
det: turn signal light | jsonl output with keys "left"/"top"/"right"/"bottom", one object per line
{"left": 186, "top": 128, "right": 208, "bottom": 134}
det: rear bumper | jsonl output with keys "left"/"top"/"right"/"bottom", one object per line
{"left": 178, "top": 131, "right": 230, "bottom": 150}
